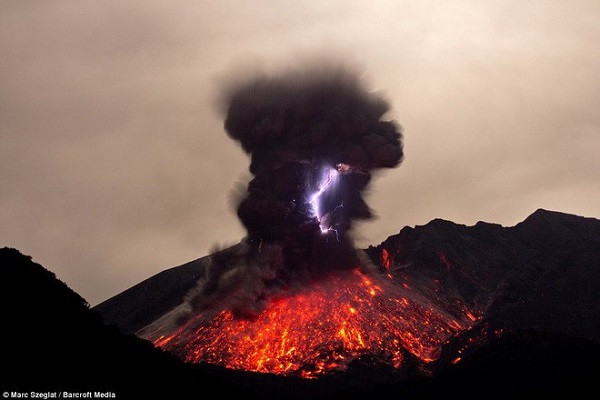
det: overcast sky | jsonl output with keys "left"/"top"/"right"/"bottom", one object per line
{"left": 2, "top": 1, "right": 599, "bottom": 306}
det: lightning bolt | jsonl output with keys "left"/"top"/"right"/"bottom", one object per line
{"left": 309, "top": 166, "right": 341, "bottom": 235}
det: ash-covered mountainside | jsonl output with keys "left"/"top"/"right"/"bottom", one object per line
{"left": 93, "top": 243, "right": 244, "bottom": 334}
{"left": 364, "top": 208, "right": 600, "bottom": 343}
{"left": 3, "top": 207, "right": 600, "bottom": 399}
{"left": 95, "top": 208, "right": 600, "bottom": 345}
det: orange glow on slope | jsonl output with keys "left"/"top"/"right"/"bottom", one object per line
{"left": 381, "top": 249, "right": 392, "bottom": 269}
{"left": 153, "top": 270, "right": 480, "bottom": 378}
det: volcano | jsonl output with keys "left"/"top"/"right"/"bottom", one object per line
{"left": 89, "top": 68, "right": 599, "bottom": 396}
{"left": 143, "top": 267, "right": 478, "bottom": 378}
{"left": 3, "top": 208, "right": 599, "bottom": 399}
{"left": 93, "top": 208, "right": 600, "bottom": 393}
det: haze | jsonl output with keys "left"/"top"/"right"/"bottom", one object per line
{"left": 1, "top": 1, "right": 599, "bottom": 306}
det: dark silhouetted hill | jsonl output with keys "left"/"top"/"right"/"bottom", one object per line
{"left": 3, "top": 208, "right": 600, "bottom": 399}
{"left": 0, "top": 247, "right": 266, "bottom": 399}
{"left": 364, "top": 208, "right": 600, "bottom": 342}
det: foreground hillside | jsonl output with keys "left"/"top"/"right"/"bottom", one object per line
{"left": 3, "top": 209, "right": 599, "bottom": 399}
{"left": 0, "top": 247, "right": 261, "bottom": 399}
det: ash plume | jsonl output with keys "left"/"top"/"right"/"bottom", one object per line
{"left": 183, "top": 64, "right": 404, "bottom": 319}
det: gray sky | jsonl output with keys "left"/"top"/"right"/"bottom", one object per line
{"left": 2, "top": 0, "right": 599, "bottom": 306}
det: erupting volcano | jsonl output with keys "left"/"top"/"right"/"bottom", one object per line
{"left": 141, "top": 65, "right": 481, "bottom": 376}
{"left": 151, "top": 269, "right": 480, "bottom": 377}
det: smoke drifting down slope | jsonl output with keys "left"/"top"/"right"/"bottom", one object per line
{"left": 135, "top": 66, "right": 442, "bottom": 376}
{"left": 186, "top": 67, "right": 404, "bottom": 318}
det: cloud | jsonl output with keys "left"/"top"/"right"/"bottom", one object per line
{"left": 1, "top": 0, "right": 599, "bottom": 305}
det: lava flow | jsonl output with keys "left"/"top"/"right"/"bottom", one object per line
{"left": 144, "top": 66, "right": 481, "bottom": 378}
{"left": 152, "top": 269, "right": 478, "bottom": 378}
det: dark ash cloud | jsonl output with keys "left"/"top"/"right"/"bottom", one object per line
{"left": 181, "top": 65, "right": 404, "bottom": 319}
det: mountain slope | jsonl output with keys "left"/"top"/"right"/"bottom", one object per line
{"left": 0, "top": 247, "right": 265, "bottom": 399}
{"left": 3, "top": 207, "right": 600, "bottom": 398}
{"left": 364, "top": 208, "right": 600, "bottom": 342}
{"left": 95, "top": 208, "right": 600, "bottom": 345}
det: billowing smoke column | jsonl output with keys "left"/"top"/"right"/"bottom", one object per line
{"left": 184, "top": 66, "right": 403, "bottom": 320}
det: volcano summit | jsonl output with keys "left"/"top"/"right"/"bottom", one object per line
{"left": 130, "top": 66, "right": 415, "bottom": 375}
{"left": 92, "top": 208, "right": 600, "bottom": 397}
{"left": 94, "top": 68, "right": 600, "bottom": 382}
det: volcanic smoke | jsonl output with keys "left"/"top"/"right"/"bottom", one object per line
{"left": 188, "top": 66, "right": 404, "bottom": 318}
{"left": 143, "top": 65, "right": 481, "bottom": 376}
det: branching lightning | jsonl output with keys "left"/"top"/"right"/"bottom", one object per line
{"left": 308, "top": 166, "right": 341, "bottom": 235}
{"left": 150, "top": 68, "right": 408, "bottom": 377}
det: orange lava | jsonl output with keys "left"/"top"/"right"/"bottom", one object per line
{"left": 153, "top": 269, "right": 478, "bottom": 378}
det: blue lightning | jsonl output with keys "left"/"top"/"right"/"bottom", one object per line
{"left": 308, "top": 166, "right": 340, "bottom": 235}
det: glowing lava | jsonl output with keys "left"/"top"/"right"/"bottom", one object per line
{"left": 152, "top": 269, "right": 479, "bottom": 378}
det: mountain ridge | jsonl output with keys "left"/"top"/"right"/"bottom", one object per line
{"left": 3, "top": 207, "right": 599, "bottom": 399}
{"left": 94, "top": 208, "right": 600, "bottom": 342}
